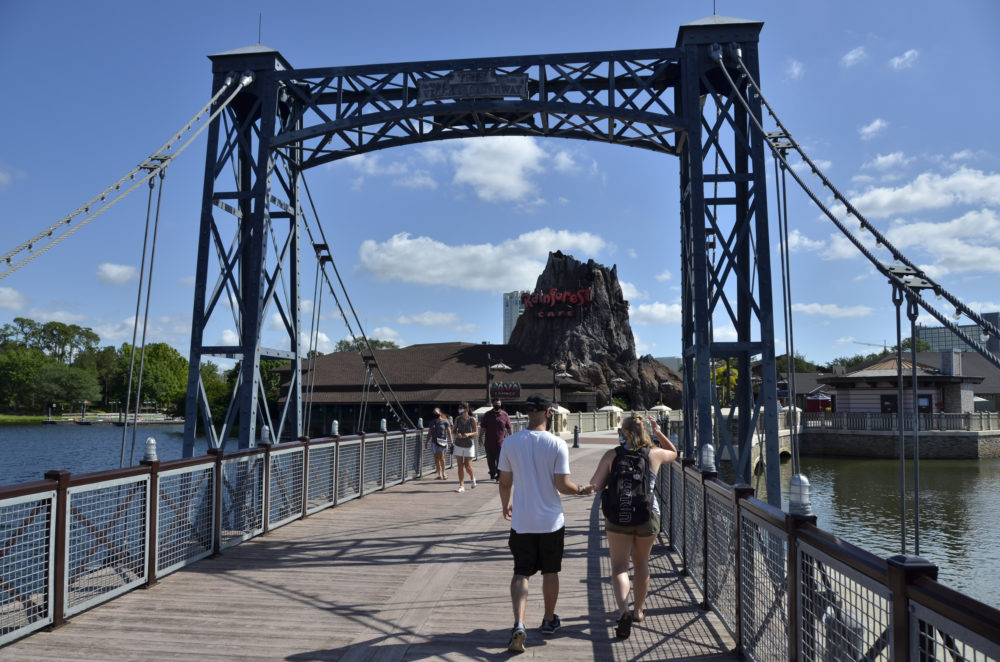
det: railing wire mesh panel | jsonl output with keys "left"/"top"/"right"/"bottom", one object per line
{"left": 0, "top": 492, "right": 55, "bottom": 645}
{"left": 740, "top": 510, "right": 789, "bottom": 662}
{"left": 683, "top": 472, "right": 703, "bottom": 590}
{"left": 268, "top": 447, "right": 304, "bottom": 530}
{"left": 705, "top": 488, "right": 738, "bottom": 637}
{"left": 337, "top": 441, "right": 362, "bottom": 504}
{"left": 798, "top": 542, "right": 892, "bottom": 661}
{"left": 384, "top": 434, "right": 404, "bottom": 487}
{"left": 156, "top": 464, "right": 214, "bottom": 576}
{"left": 420, "top": 432, "right": 437, "bottom": 475}
{"left": 911, "top": 600, "right": 1000, "bottom": 662}
{"left": 65, "top": 476, "right": 148, "bottom": 616}
{"left": 220, "top": 455, "right": 264, "bottom": 550}
{"left": 405, "top": 432, "right": 422, "bottom": 481}
{"left": 670, "top": 462, "right": 683, "bottom": 549}
{"left": 306, "top": 443, "right": 336, "bottom": 514}
{"left": 362, "top": 438, "right": 384, "bottom": 495}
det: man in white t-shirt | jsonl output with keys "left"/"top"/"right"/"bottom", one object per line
{"left": 498, "top": 393, "right": 593, "bottom": 654}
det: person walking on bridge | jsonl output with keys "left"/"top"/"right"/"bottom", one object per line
{"left": 479, "top": 397, "right": 512, "bottom": 482}
{"left": 498, "top": 394, "right": 593, "bottom": 654}
{"left": 587, "top": 414, "right": 677, "bottom": 639}
{"left": 452, "top": 402, "right": 478, "bottom": 492}
{"left": 427, "top": 407, "right": 453, "bottom": 480}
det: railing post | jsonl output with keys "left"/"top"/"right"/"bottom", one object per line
{"left": 887, "top": 554, "right": 938, "bottom": 660}
{"left": 300, "top": 437, "right": 311, "bottom": 518}
{"left": 141, "top": 459, "right": 160, "bottom": 588}
{"left": 381, "top": 430, "right": 388, "bottom": 492}
{"left": 261, "top": 443, "right": 273, "bottom": 534}
{"left": 699, "top": 467, "right": 717, "bottom": 610}
{"left": 787, "top": 512, "right": 817, "bottom": 662}
{"left": 359, "top": 432, "right": 366, "bottom": 497}
{"left": 732, "top": 484, "right": 754, "bottom": 657}
{"left": 208, "top": 449, "right": 224, "bottom": 555}
{"left": 44, "top": 469, "right": 70, "bottom": 630}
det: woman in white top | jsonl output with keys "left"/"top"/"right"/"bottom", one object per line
{"left": 588, "top": 414, "right": 677, "bottom": 639}
{"left": 452, "top": 402, "right": 478, "bottom": 492}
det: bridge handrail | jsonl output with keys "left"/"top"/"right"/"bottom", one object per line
{"left": 658, "top": 463, "right": 1000, "bottom": 661}
{"left": 0, "top": 428, "right": 454, "bottom": 647}
{"left": 801, "top": 411, "right": 1000, "bottom": 433}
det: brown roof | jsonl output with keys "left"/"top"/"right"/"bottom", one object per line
{"left": 292, "top": 342, "right": 589, "bottom": 406}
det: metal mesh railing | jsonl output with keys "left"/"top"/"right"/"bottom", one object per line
{"left": 337, "top": 440, "right": 362, "bottom": 503}
{"left": 306, "top": 442, "right": 337, "bottom": 513}
{"left": 669, "top": 462, "right": 683, "bottom": 549}
{"left": 0, "top": 492, "right": 55, "bottom": 645}
{"left": 220, "top": 455, "right": 264, "bottom": 550}
{"left": 404, "top": 431, "right": 423, "bottom": 480}
{"left": 911, "top": 600, "right": 1000, "bottom": 661}
{"left": 798, "top": 542, "right": 892, "bottom": 661}
{"left": 268, "top": 447, "right": 304, "bottom": 530}
{"left": 65, "top": 476, "right": 148, "bottom": 616}
{"left": 739, "top": 510, "right": 789, "bottom": 662}
{"left": 362, "top": 437, "right": 385, "bottom": 495}
{"left": 683, "top": 470, "right": 704, "bottom": 590}
{"left": 705, "top": 486, "right": 738, "bottom": 636}
{"left": 384, "top": 434, "right": 404, "bottom": 487}
{"left": 156, "top": 464, "right": 214, "bottom": 576}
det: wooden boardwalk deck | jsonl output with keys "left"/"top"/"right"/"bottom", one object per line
{"left": 3, "top": 436, "right": 739, "bottom": 661}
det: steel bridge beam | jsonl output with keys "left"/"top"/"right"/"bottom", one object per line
{"left": 183, "top": 18, "right": 784, "bottom": 506}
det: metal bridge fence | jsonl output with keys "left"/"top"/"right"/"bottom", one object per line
{"left": 0, "top": 428, "right": 450, "bottom": 647}
{"left": 802, "top": 411, "right": 1000, "bottom": 432}
{"left": 659, "top": 458, "right": 1000, "bottom": 661}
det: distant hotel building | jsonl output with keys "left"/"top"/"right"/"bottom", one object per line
{"left": 502, "top": 290, "right": 525, "bottom": 342}
{"left": 917, "top": 311, "right": 1000, "bottom": 354}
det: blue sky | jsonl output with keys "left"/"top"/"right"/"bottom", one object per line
{"left": 1, "top": 0, "right": 999, "bottom": 367}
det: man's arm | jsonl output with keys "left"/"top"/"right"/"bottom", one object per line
{"left": 499, "top": 471, "right": 514, "bottom": 520}
{"left": 554, "top": 473, "right": 593, "bottom": 496}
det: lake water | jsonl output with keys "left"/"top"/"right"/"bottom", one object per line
{"left": 2, "top": 424, "right": 998, "bottom": 608}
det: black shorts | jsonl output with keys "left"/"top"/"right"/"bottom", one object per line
{"left": 508, "top": 527, "right": 565, "bottom": 576}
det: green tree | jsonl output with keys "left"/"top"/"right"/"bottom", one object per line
{"left": 0, "top": 345, "right": 50, "bottom": 411}
{"left": 775, "top": 352, "right": 820, "bottom": 373}
{"left": 115, "top": 342, "right": 189, "bottom": 415}
{"left": 334, "top": 337, "right": 399, "bottom": 353}
{"left": 33, "top": 362, "right": 101, "bottom": 410}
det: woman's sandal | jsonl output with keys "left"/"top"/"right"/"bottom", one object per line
{"left": 633, "top": 609, "right": 645, "bottom": 623}
{"left": 615, "top": 611, "right": 633, "bottom": 639}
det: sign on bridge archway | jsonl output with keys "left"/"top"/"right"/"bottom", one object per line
{"left": 183, "top": 15, "right": 784, "bottom": 504}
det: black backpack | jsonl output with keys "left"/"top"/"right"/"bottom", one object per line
{"left": 601, "top": 446, "right": 654, "bottom": 526}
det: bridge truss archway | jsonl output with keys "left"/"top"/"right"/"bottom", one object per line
{"left": 183, "top": 16, "right": 784, "bottom": 503}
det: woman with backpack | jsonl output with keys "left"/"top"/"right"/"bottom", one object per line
{"left": 587, "top": 414, "right": 677, "bottom": 639}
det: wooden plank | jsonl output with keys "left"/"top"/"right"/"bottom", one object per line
{"left": 2, "top": 439, "right": 739, "bottom": 661}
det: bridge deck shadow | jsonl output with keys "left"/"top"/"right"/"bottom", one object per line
{"left": 3, "top": 441, "right": 738, "bottom": 661}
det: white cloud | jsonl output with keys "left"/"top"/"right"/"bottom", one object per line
{"left": 300, "top": 330, "right": 335, "bottom": 354}
{"left": 395, "top": 170, "right": 437, "bottom": 190}
{"left": 785, "top": 59, "right": 804, "bottom": 80}
{"left": 846, "top": 168, "right": 1000, "bottom": 219}
{"left": 451, "top": 136, "right": 547, "bottom": 202}
{"left": 842, "top": 46, "right": 868, "bottom": 68}
{"left": 358, "top": 228, "right": 607, "bottom": 292}
{"left": 787, "top": 229, "right": 825, "bottom": 252}
{"left": 883, "top": 209, "right": 1000, "bottom": 275}
{"left": 863, "top": 152, "right": 912, "bottom": 171}
{"left": 859, "top": 118, "right": 888, "bottom": 141}
{"left": 30, "top": 309, "right": 88, "bottom": 324}
{"left": 396, "top": 311, "right": 460, "bottom": 326}
{"left": 631, "top": 301, "right": 682, "bottom": 325}
{"left": 0, "top": 287, "right": 27, "bottom": 310}
{"left": 889, "top": 49, "right": 919, "bottom": 70}
{"left": 220, "top": 329, "right": 239, "bottom": 345}
{"left": 371, "top": 326, "right": 403, "bottom": 345}
{"left": 792, "top": 303, "right": 873, "bottom": 318}
{"left": 97, "top": 263, "right": 138, "bottom": 285}
{"left": 619, "top": 281, "right": 647, "bottom": 301}
{"left": 552, "top": 150, "right": 578, "bottom": 173}
{"left": 178, "top": 275, "right": 196, "bottom": 288}
{"left": 655, "top": 269, "right": 672, "bottom": 282}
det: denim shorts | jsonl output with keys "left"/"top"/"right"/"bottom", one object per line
{"left": 508, "top": 527, "right": 565, "bottom": 576}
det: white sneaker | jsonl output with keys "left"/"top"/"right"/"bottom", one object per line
{"left": 471, "top": 480, "right": 477, "bottom": 489}
{"left": 456, "top": 486, "right": 465, "bottom": 492}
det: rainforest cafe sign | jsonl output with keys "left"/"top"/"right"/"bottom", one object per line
{"left": 521, "top": 287, "right": 592, "bottom": 318}
{"left": 490, "top": 382, "right": 520, "bottom": 399}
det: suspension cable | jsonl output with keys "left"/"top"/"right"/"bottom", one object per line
{"left": 711, "top": 47, "right": 1000, "bottom": 371}
{"left": 296, "top": 171, "right": 415, "bottom": 430}
{"left": 893, "top": 283, "right": 907, "bottom": 554}
{"left": 2, "top": 73, "right": 253, "bottom": 280}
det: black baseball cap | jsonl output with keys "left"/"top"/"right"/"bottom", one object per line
{"left": 524, "top": 394, "right": 553, "bottom": 411}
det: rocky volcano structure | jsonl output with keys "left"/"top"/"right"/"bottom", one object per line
{"left": 508, "top": 251, "right": 681, "bottom": 409}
